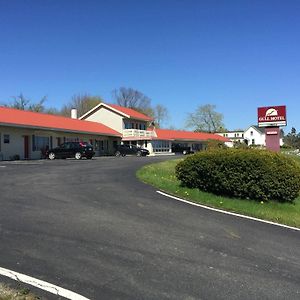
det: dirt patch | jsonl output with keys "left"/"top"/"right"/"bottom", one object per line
{"left": 0, "top": 283, "right": 40, "bottom": 300}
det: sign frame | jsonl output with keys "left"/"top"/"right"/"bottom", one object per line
{"left": 257, "top": 105, "right": 287, "bottom": 127}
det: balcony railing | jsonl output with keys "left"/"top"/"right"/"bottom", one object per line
{"left": 123, "top": 129, "right": 156, "bottom": 138}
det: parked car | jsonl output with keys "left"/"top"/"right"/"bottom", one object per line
{"left": 171, "top": 144, "right": 194, "bottom": 155}
{"left": 114, "top": 144, "right": 150, "bottom": 157}
{"left": 46, "top": 142, "right": 95, "bottom": 160}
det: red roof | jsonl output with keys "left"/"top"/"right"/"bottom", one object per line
{"left": 154, "top": 129, "right": 230, "bottom": 142}
{"left": 107, "top": 104, "right": 153, "bottom": 121}
{"left": 0, "top": 107, "right": 121, "bottom": 137}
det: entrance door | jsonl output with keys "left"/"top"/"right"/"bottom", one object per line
{"left": 24, "top": 135, "right": 29, "bottom": 159}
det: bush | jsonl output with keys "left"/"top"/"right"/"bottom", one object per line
{"left": 206, "top": 139, "right": 226, "bottom": 150}
{"left": 175, "top": 149, "right": 300, "bottom": 203}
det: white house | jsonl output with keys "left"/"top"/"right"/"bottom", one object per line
{"left": 217, "top": 125, "right": 284, "bottom": 147}
{"left": 216, "top": 130, "right": 244, "bottom": 144}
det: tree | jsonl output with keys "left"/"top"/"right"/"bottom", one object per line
{"left": 60, "top": 93, "right": 103, "bottom": 117}
{"left": 4, "top": 93, "right": 47, "bottom": 112}
{"left": 112, "top": 87, "right": 151, "bottom": 112}
{"left": 185, "top": 104, "right": 224, "bottom": 133}
{"left": 112, "top": 87, "right": 170, "bottom": 127}
{"left": 152, "top": 104, "right": 169, "bottom": 128}
{"left": 28, "top": 96, "right": 47, "bottom": 112}
{"left": 283, "top": 127, "right": 300, "bottom": 148}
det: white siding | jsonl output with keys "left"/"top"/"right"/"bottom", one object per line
{"left": 83, "top": 107, "right": 123, "bottom": 133}
{"left": 244, "top": 127, "right": 265, "bottom": 146}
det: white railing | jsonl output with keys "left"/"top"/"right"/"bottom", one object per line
{"left": 123, "top": 129, "right": 156, "bottom": 138}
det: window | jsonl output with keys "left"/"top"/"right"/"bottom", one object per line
{"left": 252, "top": 139, "right": 255, "bottom": 145}
{"left": 32, "top": 136, "right": 49, "bottom": 151}
{"left": 4, "top": 134, "right": 10, "bottom": 144}
{"left": 250, "top": 131, "right": 253, "bottom": 136}
{"left": 125, "top": 122, "right": 131, "bottom": 129}
{"left": 152, "top": 140, "right": 170, "bottom": 152}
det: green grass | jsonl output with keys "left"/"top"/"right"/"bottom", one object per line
{"left": 137, "top": 159, "right": 300, "bottom": 228}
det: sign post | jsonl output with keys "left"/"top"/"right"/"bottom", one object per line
{"left": 257, "top": 105, "right": 287, "bottom": 152}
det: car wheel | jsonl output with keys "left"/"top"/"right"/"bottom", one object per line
{"left": 136, "top": 151, "right": 142, "bottom": 157}
{"left": 86, "top": 156, "right": 92, "bottom": 160}
{"left": 115, "top": 151, "right": 121, "bottom": 157}
{"left": 183, "top": 150, "right": 187, "bottom": 155}
{"left": 75, "top": 152, "right": 82, "bottom": 160}
{"left": 48, "top": 152, "right": 55, "bottom": 160}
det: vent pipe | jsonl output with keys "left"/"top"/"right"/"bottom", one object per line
{"left": 71, "top": 108, "right": 78, "bottom": 119}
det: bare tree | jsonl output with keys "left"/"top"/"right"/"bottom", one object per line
{"left": 60, "top": 93, "right": 103, "bottom": 117}
{"left": 153, "top": 104, "right": 169, "bottom": 128}
{"left": 5, "top": 93, "right": 29, "bottom": 110}
{"left": 186, "top": 104, "right": 224, "bottom": 133}
{"left": 28, "top": 96, "right": 47, "bottom": 112}
{"left": 4, "top": 93, "right": 47, "bottom": 112}
{"left": 112, "top": 87, "right": 151, "bottom": 112}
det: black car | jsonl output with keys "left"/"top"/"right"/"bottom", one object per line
{"left": 114, "top": 144, "right": 150, "bottom": 157}
{"left": 171, "top": 144, "right": 194, "bottom": 155}
{"left": 46, "top": 142, "right": 95, "bottom": 160}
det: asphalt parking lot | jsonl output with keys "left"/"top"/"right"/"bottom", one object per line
{"left": 0, "top": 156, "right": 300, "bottom": 300}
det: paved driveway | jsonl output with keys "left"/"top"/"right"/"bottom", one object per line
{"left": 0, "top": 157, "right": 299, "bottom": 299}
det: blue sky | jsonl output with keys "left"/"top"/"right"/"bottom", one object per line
{"left": 0, "top": 0, "right": 299, "bottom": 132}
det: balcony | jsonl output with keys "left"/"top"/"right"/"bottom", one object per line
{"left": 122, "top": 129, "right": 156, "bottom": 140}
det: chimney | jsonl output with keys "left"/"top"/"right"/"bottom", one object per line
{"left": 71, "top": 108, "right": 77, "bottom": 119}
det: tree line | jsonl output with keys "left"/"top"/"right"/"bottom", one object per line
{"left": 2, "top": 87, "right": 226, "bottom": 131}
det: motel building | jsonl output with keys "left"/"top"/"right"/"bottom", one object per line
{"left": 0, "top": 104, "right": 229, "bottom": 160}
{"left": 0, "top": 106, "right": 121, "bottom": 160}
{"left": 80, "top": 103, "right": 229, "bottom": 155}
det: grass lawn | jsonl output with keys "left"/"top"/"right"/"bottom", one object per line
{"left": 137, "top": 159, "right": 300, "bottom": 228}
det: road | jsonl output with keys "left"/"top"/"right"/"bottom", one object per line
{"left": 0, "top": 156, "right": 299, "bottom": 299}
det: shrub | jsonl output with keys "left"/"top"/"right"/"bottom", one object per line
{"left": 206, "top": 139, "right": 226, "bottom": 150}
{"left": 175, "top": 149, "right": 300, "bottom": 203}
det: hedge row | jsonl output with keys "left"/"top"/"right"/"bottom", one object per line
{"left": 175, "top": 149, "right": 300, "bottom": 203}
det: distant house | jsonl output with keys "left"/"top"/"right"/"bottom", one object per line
{"left": 216, "top": 130, "right": 244, "bottom": 144}
{"left": 81, "top": 103, "right": 229, "bottom": 155}
{"left": 216, "top": 125, "right": 284, "bottom": 147}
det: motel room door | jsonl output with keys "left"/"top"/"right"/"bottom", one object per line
{"left": 24, "top": 135, "right": 29, "bottom": 159}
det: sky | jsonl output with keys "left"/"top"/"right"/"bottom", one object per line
{"left": 0, "top": 0, "right": 299, "bottom": 132}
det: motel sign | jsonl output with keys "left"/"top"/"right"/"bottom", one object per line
{"left": 257, "top": 105, "right": 287, "bottom": 152}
